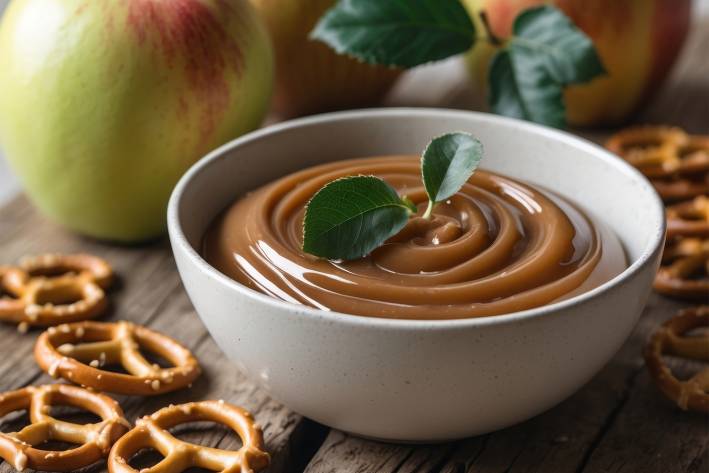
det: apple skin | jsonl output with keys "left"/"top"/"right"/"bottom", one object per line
{"left": 463, "top": 0, "right": 691, "bottom": 127}
{"left": 0, "top": 0, "right": 273, "bottom": 241}
{"left": 250, "top": 0, "right": 402, "bottom": 118}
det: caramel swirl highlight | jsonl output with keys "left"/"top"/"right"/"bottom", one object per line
{"left": 204, "top": 156, "right": 625, "bottom": 319}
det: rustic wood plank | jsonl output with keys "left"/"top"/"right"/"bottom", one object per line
{"left": 0, "top": 197, "right": 327, "bottom": 473}
{"left": 305, "top": 430, "right": 459, "bottom": 473}
{"left": 304, "top": 16, "right": 709, "bottom": 473}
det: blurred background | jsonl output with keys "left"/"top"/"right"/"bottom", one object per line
{"left": 1, "top": 0, "right": 707, "bottom": 207}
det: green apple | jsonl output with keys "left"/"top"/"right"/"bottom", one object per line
{"left": 0, "top": 0, "right": 273, "bottom": 241}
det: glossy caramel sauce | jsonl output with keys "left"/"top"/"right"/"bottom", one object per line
{"left": 203, "top": 156, "right": 626, "bottom": 319}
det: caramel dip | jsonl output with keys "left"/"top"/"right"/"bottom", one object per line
{"left": 203, "top": 156, "right": 627, "bottom": 320}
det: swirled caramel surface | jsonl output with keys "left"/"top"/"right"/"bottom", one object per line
{"left": 203, "top": 156, "right": 626, "bottom": 319}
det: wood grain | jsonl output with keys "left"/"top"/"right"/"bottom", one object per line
{"left": 0, "top": 14, "right": 707, "bottom": 473}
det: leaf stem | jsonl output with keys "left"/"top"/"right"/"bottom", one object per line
{"left": 479, "top": 11, "right": 503, "bottom": 46}
{"left": 422, "top": 200, "right": 435, "bottom": 220}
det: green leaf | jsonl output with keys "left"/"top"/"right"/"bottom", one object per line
{"left": 310, "top": 0, "right": 476, "bottom": 69}
{"left": 302, "top": 176, "right": 412, "bottom": 260}
{"left": 422, "top": 132, "right": 483, "bottom": 203}
{"left": 489, "top": 49, "right": 566, "bottom": 128}
{"left": 488, "top": 5, "right": 605, "bottom": 128}
{"left": 512, "top": 6, "right": 605, "bottom": 84}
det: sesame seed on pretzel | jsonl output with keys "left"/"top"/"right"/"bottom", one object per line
{"left": 35, "top": 321, "right": 201, "bottom": 396}
{"left": 108, "top": 400, "right": 270, "bottom": 473}
{"left": 0, "top": 384, "right": 130, "bottom": 472}
{"left": 666, "top": 196, "right": 709, "bottom": 240}
{"left": 644, "top": 306, "right": 709, "bottom": 413}
{"left": 654, "top": 238, "right": 709, "bottom": 300}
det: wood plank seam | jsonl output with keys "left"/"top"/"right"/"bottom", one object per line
{"left": 573, "top": 351, "right": 646, "bottom": 473}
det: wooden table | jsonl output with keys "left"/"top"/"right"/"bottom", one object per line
{"left": 1, "top": 17, "right": 707, "bottom": 473}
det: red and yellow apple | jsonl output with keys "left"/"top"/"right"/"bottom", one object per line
{"left": 0, "top": 0, "right": 273, "bottom": 241}
{"left": 462, "top": 0, "right": 691, "bottom": 127}
{"left": 250, "top": 0, "right": 402, "bottom": 118}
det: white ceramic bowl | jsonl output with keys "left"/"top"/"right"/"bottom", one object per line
{"left": 168, "top": 109, "right": 665, "bottom": 442}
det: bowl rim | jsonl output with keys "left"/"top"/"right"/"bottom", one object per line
{"left": 167, "top": 108, "right": 666, "bottom": 331}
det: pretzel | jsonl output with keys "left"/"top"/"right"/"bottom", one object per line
{"left": 13, "top": 254, "right": 112, "bottom": 291}
{"left": 0, "top": 266, "right": 25, "bottom": 321}
{"left": 108, "top": 400, "right": 270, "bottom": 473}
{"left": 0, "top": 384, "right": 129, "bottom": 472}
{"left": 651, "top": 174, "right": 709, "bottom": 203}
{"left": 0, "top": 254, "right": 112, "bottom": 328}
{"left": 35, "top": 321, "right": 201, "bottom": 395}
{"left": 606, "top": 126, "right": 709, "bottom": 178}
{"left": 666, "top": 196, "right": 709, "bottom": 239}
{"left": 644, "top": 306, "right": 709, "bottom": 412}
{"left": 654, "top": 238, "right": 709, "bottom": 299}
{"left": 6, "top": 274, "right": 107, "bottom": 328}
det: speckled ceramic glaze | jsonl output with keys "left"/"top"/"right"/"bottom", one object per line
{"left": 168, "top": 109, "right": 665, "bottom": 442}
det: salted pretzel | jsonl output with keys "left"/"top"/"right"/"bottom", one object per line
{"left": 644, "top": 306, "right": 709, "bottom": 412}
{"left": 606, "top": 126, "right": 709, "bottom": 178}
{"left": 654, "top": 238, "right": 709, "bottom": 299}
{"left": 0, "top": 384, "right": 129, "bottom": 472}
{"left": 13, "top": 254, "right": 113, "bottom": 290}
{"left": 108, "top": 400, "right": 270, "bottom": 473}
{"left": 35, "top": 321, "right": 201, "bottom": 396}
{"left": 5, "top": 273, "right": 107, "bottom": 328}
{"left": 666, "top": 196, "right": 709, "bottom": 239}
{"left": 0, "top": 254, "right": 112, "bottom": 328}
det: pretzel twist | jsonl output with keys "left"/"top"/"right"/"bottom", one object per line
{"left": 606, "top": 126, "right": 709, "bottom": 203}
{"left": 108, "top": 401, "right": 270, "bottom": 473}
{"left": 0, "top": 384, "right": 130, "bottom": 472}
{"left": 606, "top": 126, "right": 709, "bottom": 178}
{"left": 0, "top": 254, "right": 112, "bottom": 327}
{"left": 644, "top": 306, "right": 709, "bottom": 413}
{"left": 654, "top": 238, "right": 709, "bottom": 299}
{"left": 35, "top": 321, "right": 201, "bottom": 395}
{"left": 666, "top": 196, "right": 709, "bottom": 239}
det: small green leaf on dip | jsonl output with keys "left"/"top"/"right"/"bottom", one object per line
{"left": 488, "top": 5, "right": 605, "bottom": 128}
{"left": 310, "top": 0, "right": 476, "bottom": 68}
{"left": 422, "top": 132, "right": 483, "bottom": 204}
{"left": 303, "top": 176, "right": 412, "bottom": 260}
